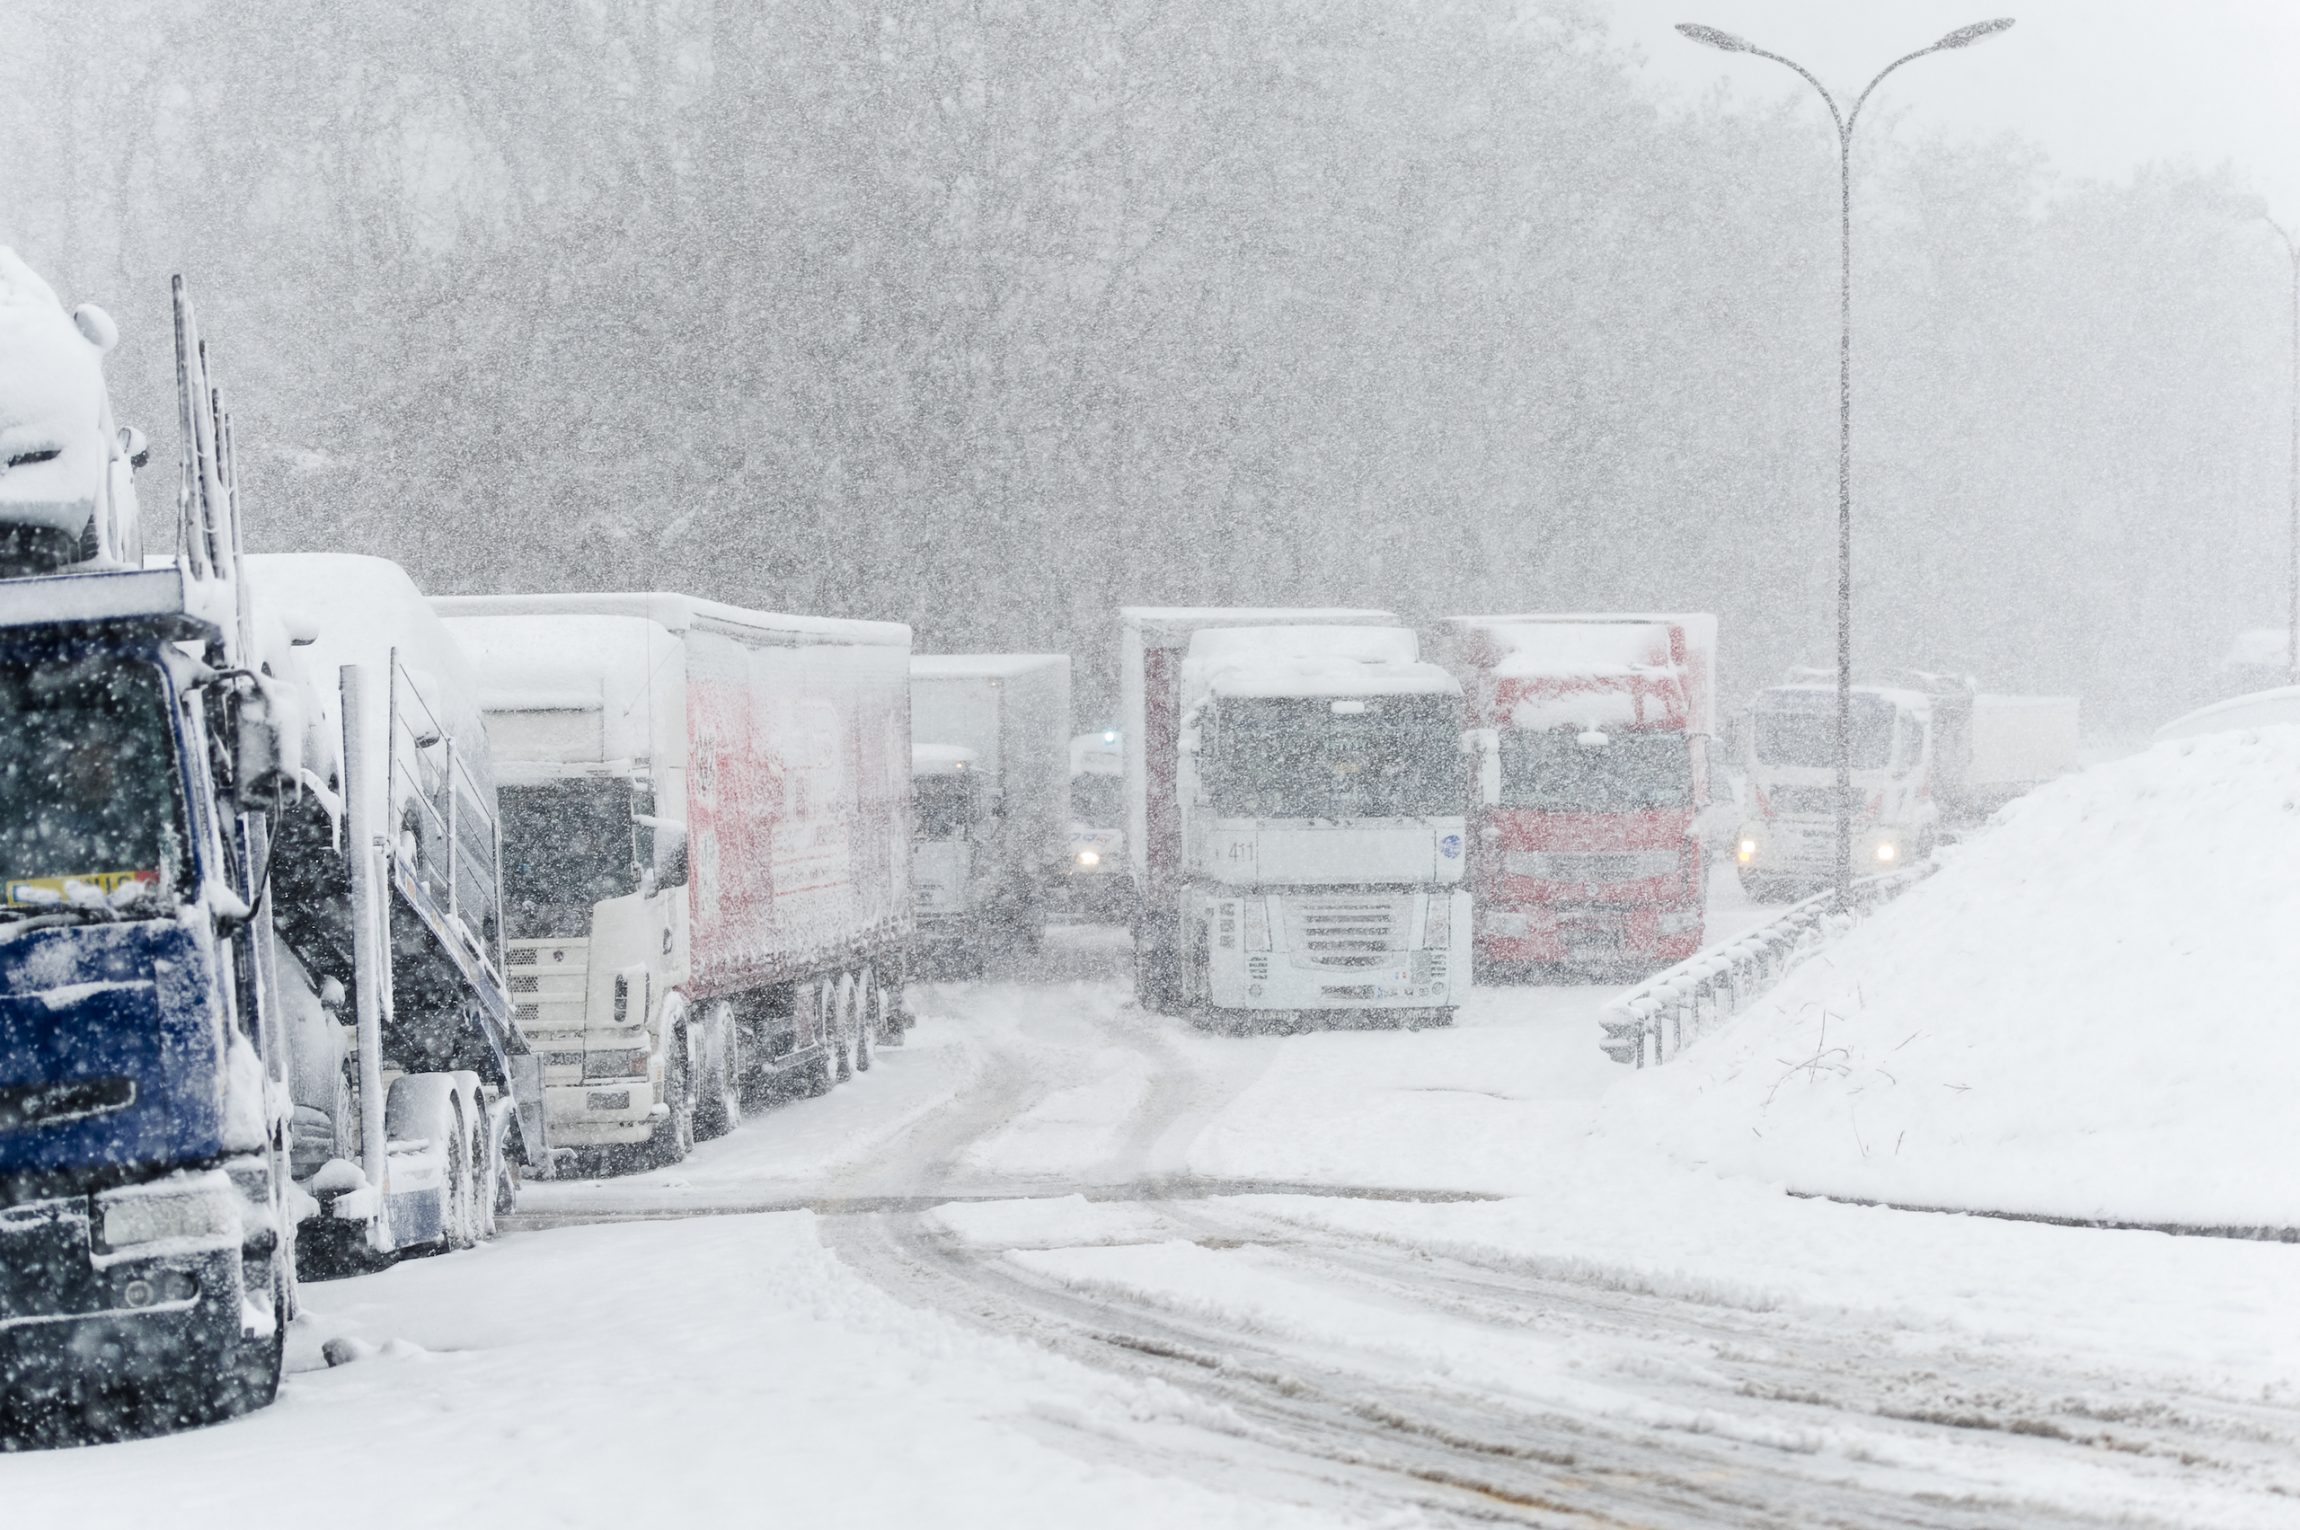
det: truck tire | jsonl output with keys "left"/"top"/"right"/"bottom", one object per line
{"left": 636, "top": 1019, "right": 697, "bottom": 1170}
{"left": 385, "top": 1074, "right": 469, "bottom": 1250}
{"left": 695, "top": 1000, "right": 742, "bottom": 1141}
{"left": 872, "top": 967, "right": 904, "bottom": 1047}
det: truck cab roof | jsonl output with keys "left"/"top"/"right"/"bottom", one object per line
{"left": 1182, "top": 625, "right": 1458, "bottom": 705}
{"left": 912, "top": 743, "right": 982, "bottom": 777}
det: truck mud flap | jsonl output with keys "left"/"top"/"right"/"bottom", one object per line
{"left": 507, "top": 1051, "right": 549, "bottom": 1169}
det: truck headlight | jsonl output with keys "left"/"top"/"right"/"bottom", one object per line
{"left": 1075, "top": 848, "right": 1101, "bottom": 869}
{"left": 97, "top": 1179, "right": 237, "bottom": 1250}
{"left": 1874, "top": 841, "right": 1899, "bottom": 863}
{"left": 1736, "top": 836, "right": 1760, "bottom": 865}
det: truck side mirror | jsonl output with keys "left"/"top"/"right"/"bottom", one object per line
{"left": 117, "top": 425, "right": 149, "bottom": 470}
{"left": 234, "top": 688, "right": 292, "bottom": 807}
{"left": 635, "top": 814, "right": 688, "bottom": 889}
{"left": 1465, "top": 727, "right": 1500, "bottom": 806}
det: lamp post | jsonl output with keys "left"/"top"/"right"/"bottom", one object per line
{"left": 1677, "top": 18, "right": 2014, "bottom": 908}
{"left": 2255, "top": 214, "right": 2300, "bottom": 682}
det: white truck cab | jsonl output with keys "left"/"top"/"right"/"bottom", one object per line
{"left": 1134, "top": 619, "right": 1472, "bottom": 1024}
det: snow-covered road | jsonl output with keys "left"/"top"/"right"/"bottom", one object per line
{"left": 13, "top": 880, "right": 2297, "bottom": 1527}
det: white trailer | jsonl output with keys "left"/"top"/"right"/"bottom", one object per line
{"left": 439, "top": 595, "right": 913, "bottom": 1170}
{"left": 909, "top": 654, "right": 1071, "bottom": 969}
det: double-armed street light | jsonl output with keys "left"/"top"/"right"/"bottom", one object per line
{"left": 1677, "top": 17, "right": 2015, "bottom": 909}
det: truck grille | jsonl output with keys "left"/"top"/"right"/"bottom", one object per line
{"left": 503, "top": 938, "right": 589, "bottom": 1036}
{"left": 1505, "top": 850, "right": 1680, "bottom": 884}
{"left": 1284, "top": 895, "right": 1409, "bottom": 963}
{"left": 1764, "top": 786, "right": 1844, "bottom": 816}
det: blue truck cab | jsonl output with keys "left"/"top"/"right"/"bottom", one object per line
{"left": 0, "top": 566, "right": 295, "bottom": 1434}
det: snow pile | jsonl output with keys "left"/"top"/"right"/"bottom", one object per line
{"left": 1603, "top": 728, "right": 2300, "bottom": 1230}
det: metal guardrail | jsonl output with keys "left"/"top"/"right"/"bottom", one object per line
{"left": 1599, "top": 864, "right": 1937, "bottom": 1067}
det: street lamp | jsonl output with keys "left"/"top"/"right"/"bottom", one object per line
{"left": 1678, "top": 18, "right": 2014, "bottom": 909}
{"left": 2251, "top": 212, "right": 2300, "bottom": 683}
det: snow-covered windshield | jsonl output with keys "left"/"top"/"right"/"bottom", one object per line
{"left": 1071, "top": 772, "right": 1121, "bottom": 826}
{"left": 1500, "top": 729, "right": 1690, "bottom": 811}
{"left": 498, "top": 778, "right": 641, "bottom": 939}
{"left": 913, "top": 775, "right": 977, "bottom": 840}
{"left": 1201, "top": 694, "right": 1461, "bottom": 819}
{"left": 1754, "top": 694, "right": 1896, "bottom": 771}
{"left": 0, "top": 652, "right": 184, "bottom": 909}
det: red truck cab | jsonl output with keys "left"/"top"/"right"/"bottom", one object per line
{"left": 1437, "top": 615, "right": 1716, "bottom": 974}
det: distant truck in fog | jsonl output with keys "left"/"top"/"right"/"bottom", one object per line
{"left": 1733, "top": 671, "right": 2078, "bottom": 898}
{"left": 439, "top": 595, "right": 913, "bottom": 1170}
{"left": 1122, "top": 609, "right": 1471, "bottom": 1028}
{"left": 908, "top": 654, "right": 1071, "bottom": 973}
{"left": 1434, "top": 614, "right": 1716, "bottom": 973}
{"left": 1064, "top": 728, "right": 1128, "bottom": 922}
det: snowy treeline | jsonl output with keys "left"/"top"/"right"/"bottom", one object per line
{"left": 0, "top": 1, "right": 2283, "bottom": 726}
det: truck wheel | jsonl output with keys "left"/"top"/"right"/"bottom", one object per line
{"left": 385, "top": 1074, "right": 469, "bottom": 1250}
{"left": 695, "top": 1000, "right": 742, "bottom": 1141}
{"left": 445, "top": 1100, "right": 478, "bottom": 1251}
{"left": 643, "top": 1027, "right": 697, "bottom": 1169}
{"left": 852, "top": 972, "right": 874, "bottom": 1073}
{"left": 874, "top": 972, "right": 905, "bottom": 1047}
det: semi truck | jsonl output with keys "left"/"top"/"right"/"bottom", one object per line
{"left": 1121, "top": 609, "right": 1471, "bottom": 1029}
{"left": 1733, "top": 671, "right": 2080, "bottom": 898}
{"left": 438, "top": 595, "right": 914, "bottom": 1171}
{"left": 1063, "top": 728, "right": 1129, "bottom": 922}
{"left": 908, "top": 654, "right": 1070, "bottom": 972}
{"left": 0, "top": 272, "right": 534, "bottom": 1437}
{"left": 1434, "top": 614, "right": 1717, "bottom": 974}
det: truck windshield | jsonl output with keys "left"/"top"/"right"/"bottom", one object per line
{"left": 1202, "top": 695, "right": 1461, "bottom": 819}
{"left": 914, "top": 775, "right": 976, "bottom": 841}
{"left": 1500, "top": 730, "right": 1691, "bottom": 811}
{"left": 1755, "top": 694, "right": 1896, "bottom": 770}
{"left": 0, "top": 652, "right": 186, "bottom": 909}
{"left": 1071, "top": 772, "right": 1121, "bottom": 826}
{"left": 499, "top": 778, "right": 640, "bottom": 939}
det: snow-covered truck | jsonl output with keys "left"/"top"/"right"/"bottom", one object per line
{"left": 246, "top": 554, "right": 537, "bottom": 1271}
{"left": 1121, "top": 609, "right": 1472, "bottom": 1027}
{"left": 909, "top": 654, "right": 1070, "bottom": 971}
{"left": 0, "top": 272, "right": 534, "bottom": 1433}
{"left": 437, "top": 595, "right": 913, "bottom": 1169}
{"left": 1733, "top": 671, "right": 2079, "bottom": 897}
{"left": 1434, "top": 614, "right": 1716, "bottom": 973}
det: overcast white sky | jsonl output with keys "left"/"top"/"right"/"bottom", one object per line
{"left": 1596, "top": 1, "right": 2300, "bottom": 213}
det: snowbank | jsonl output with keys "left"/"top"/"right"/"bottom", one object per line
{"left": 1602, "top": 727, "right": 2300, "bottom": 1229}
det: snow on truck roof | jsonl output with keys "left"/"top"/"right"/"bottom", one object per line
{"left": 912, "top": 743, "right": 981, "bottom": 775}
{"left": 0, "top": 248, "right": 118, "bottom": 546}
{"left": 1182, "top": 625, "right": 1458, "bottom": 703}
{"left": 911, "top": 653, "right": 1067, "bottom": 679}
{"left": 1759, "top": 682, "right": 1937, "bottom": 715}
{"left": 432, "top": 591, "right": 909, "bottom": 648}
{"left": 441, "top": 611, "right": 682, "bottom": 715}
{"left": 1122, "top": 607, "right": 1395, "bottom": 648}
{"left": 1448, "top": 618, "right": 1685, "bottom": 680}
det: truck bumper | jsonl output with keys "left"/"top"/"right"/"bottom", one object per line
{"left": 0, "top": 1190, "right": 247, "bottom": 1399}
{"left": 1475, "top": 900, "right": 1702, "bottom": 968}
{"left": 1202, "top": 889, "right": 1470, "bottom": 1011}
{"left": 1735, "top": 817, "right": 1919, "bottom": 881}
{"left": 542, "top": 1079, "right": 663, "bottom": 1147}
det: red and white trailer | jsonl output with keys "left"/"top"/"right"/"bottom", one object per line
{"left": 438, "top": 593, "right": 912, "bottom": 1169}
{"left": 1434, "top": 614, "right": 1717, "bottom": 973}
